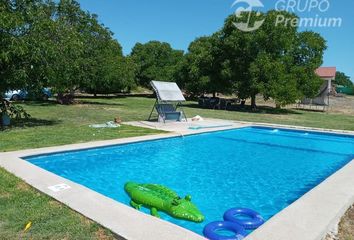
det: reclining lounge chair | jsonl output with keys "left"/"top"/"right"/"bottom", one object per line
{"left": 148, "top": 81, "right": 187, "bottom": 123}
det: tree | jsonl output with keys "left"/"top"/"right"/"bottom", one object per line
{"left": 249, "top": 53, "right": 298, "bottom": 108}
{"left": 177, "top": 34, "right": 233, "bottom": 97}
{"left": 131, "top": 41, "right": 184, "bottom": 87}
{"left": 219, "top": 11, "right": 326, "bottom": 109}
{"left": 77, "top": 14, "right": 135, "bottom": 95}
{"left": 0, "top": 0, "right": 53, "bottom": 94}
{"left": 291, "top": 31, "right": 326, "bottom": 99}
{"left": 335, "top": 71, "right": 353, "bottom": 87}
{"left": 0, "top": 0, "right": 51, "bottom": 122}
{"left": 1, "top": 0, "right": 133, "bottom": 105}
{"left": 220, "top": 11, "right": 267, "bottom": 108}
{"left": 178, "top": 36, "right": 215, "bottom": 96}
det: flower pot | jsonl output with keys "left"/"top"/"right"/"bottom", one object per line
{"left": 2, "top": 113, "right": 11, "bottom": 126}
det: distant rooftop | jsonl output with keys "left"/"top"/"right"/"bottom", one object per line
{"left": 316, "top": 67, "right": 336, "bottom": 78}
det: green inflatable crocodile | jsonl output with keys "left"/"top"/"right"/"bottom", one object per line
{"left": 124, "top": 182, "right": 204, "bottom": 223}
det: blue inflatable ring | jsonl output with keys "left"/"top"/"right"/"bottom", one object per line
{"left": 223, "top": 208, "right": 264, "bottom": 230}
{"left": 203, "top": 221, "right": 246, "bottom": 240}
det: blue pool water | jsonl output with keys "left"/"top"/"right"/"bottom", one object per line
{"left": 26, "top": 127, "right": 354, "bottom": 235}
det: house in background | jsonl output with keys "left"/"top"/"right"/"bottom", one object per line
{"left": 300, "top": 67, "right": 336, "bottom": 109}
{"left": 315, "top": 67, "right": 336, "bottom": 94}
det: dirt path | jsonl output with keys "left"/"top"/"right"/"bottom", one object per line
{"left": 250, "top": 95, "right": 354, "bottom": 115}
{"left": 328, "top": 95, "right": 354, "bottom": 115}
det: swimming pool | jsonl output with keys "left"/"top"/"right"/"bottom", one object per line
{"left": 25, "top": 126, "right": 354, "bottom": 236}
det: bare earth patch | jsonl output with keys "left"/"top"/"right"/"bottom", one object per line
{"left": 338, "top": 205, "right": 354, "bottom": 240}
{"left": 327, "top": 95, "right": 354, "bottom": 115}
{"left": 96, "top": 228, "right": 116, "bottom": 240}
{"left": 325, "top": 205, "right": 354, "bottom": 240}
{"left": 16, "top": 181, "right": 31, "bottom": 191}
{"left": 247, "top": 95, "right": 354, "bottom": 115}
{"left": 48, "top": 200, "right": 63, "bottom": 209}
{"left": 0, "top": 192, "right": 11, "bottom": 199}
{"left": 79, "top": 214, "right": 94, "bottom": 226}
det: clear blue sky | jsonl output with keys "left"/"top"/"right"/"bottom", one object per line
{"left": 78, "top": 0, "right": 354, "bottom": 81}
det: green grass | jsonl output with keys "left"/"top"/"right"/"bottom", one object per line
{"left": 183, "top": 102, "right": 354, "bottom": 131}
{"left": 1, "top": 96, "right": 354, "bottom": 152}
{"left": 0, "top": 167, "right": 117, "bottom": 240}
{"left": 0, "top": 98, "right": 164, "bottom": 152}
{"left": 0, "top": 96, "right": 353, "bottom": 239}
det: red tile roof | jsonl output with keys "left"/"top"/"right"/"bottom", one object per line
{"left": 315, "top": 67, "right": 336, "bottom": 78}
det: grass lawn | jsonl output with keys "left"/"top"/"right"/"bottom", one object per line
{"left": 0, "top": 167, "right": 117, "bottom": 240}
{"left": 2, "top": 96, "right": 353, "bottom": 152}
{"left": 1, "top": 96, "right": 353, "bottom": 239}
{"left": 0, "top": 98, "right": 164, "bottom": 152}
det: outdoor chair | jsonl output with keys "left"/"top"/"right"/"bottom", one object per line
{"left": 148, "top": 81, "right": 187, "bottom": 123}
{"left": 155, "top": 104, "right": 183, "bottom": 122}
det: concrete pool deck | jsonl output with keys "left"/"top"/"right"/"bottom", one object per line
{"left": 0, "top": 119, "right": 353, "bottom": 240}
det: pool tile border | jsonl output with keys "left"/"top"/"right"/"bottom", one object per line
{"left": 0, "top": 121, "right": 353, "bottom": 240}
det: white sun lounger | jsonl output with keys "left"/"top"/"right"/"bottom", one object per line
{"left": 148, "top": 81, "right": 187, "bottom": 123}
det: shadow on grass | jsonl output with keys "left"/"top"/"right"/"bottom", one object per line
{"left": 18, "top": 94, "right": 155, "bottom": 106}
{"left": 3, "top": 118, "right": 62, "bottom": 129}
{"left": 20, "top": 99, "right": 126, "bottom": 107}
{"left": 21, "top": 99, "right": 124, "bottom": 107}
{"left": 20, "top": 100, "right": 58, "bottom": 106}
{"left": 77, "top": 100, "right": 125, "bottom": 106}
{"left": 183, "top": 103, "right": 302, "bottom": 115}
{"left": 76, "top": 94, "right": 155, "bottom": 106}
{"left": 75, "top": 93, "right": 154, "bottom": 99}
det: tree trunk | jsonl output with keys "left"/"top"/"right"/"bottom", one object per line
{"left": 240, "top": 100, "right": 246, "bottom": 107}
{"left": 251, "top": 94, "right": 257, "bottom": 110}
{"left": 57, "top": 92, "right": 74, "bottom": 105}
{"left": 57, "top": 92, "right": 64, "bottom": 104}
{"left": 213, "top": 92, "right": 216, "bottom": 98}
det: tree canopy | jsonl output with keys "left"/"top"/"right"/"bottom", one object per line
{"left": 335, "top": 71, "right": 353, "bottom": 87}
{"left": 176, "top": 34, "right": 234, "bottom": 97}
{"left": 181, "top": 11, "right": 327, "bottom": 108}
{"left": 2, "top": 3, "right": 329, "bottom": 110}
{"left": 0, "top": 0, "right": 134, "bottom": 99}
{"left": 131, "top": 41, "right": 184, "bottom": 87}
